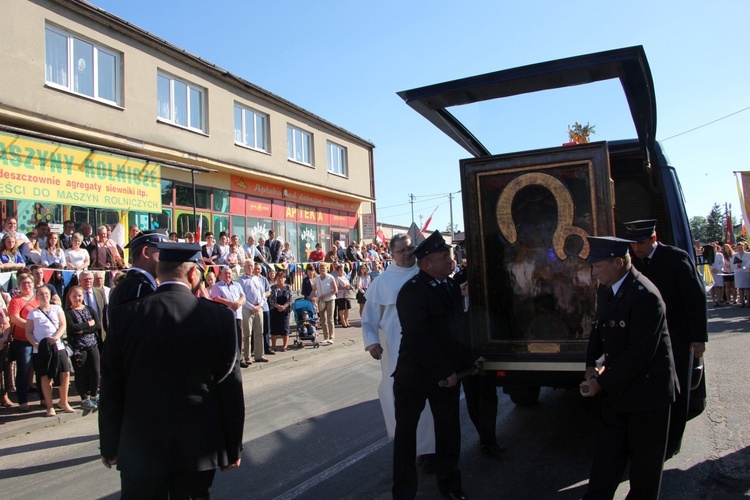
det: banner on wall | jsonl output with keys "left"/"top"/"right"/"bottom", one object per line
{"left": 230, "top": 175, "right": 359, "bottom": 212}
{"left": 0, "top": 131, "right": 162, "bottom": 211}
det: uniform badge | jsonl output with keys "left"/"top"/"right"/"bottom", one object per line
{"left": 610, "top": 320, "right": 615, "bottom": 327}
{"left": 638, "top": 285, "right": 644, "bottom": 290}
{"left": 619, "top": 320, "right": 626, "bottom": 328}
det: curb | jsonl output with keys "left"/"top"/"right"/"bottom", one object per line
{"left": 0, "top": 325, "right": 363, "bottom": 442}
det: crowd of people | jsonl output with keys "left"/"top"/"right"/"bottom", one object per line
{"left": 0, "top": 215, "right": 402, "bottom": 413}
{"left": 702, "top": 240, "right": 750, "bottom": 307}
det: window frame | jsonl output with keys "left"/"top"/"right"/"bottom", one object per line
{"left": 157, "top": 71, "right": 207, "bottom": 133}
{"left": 44, "top": 24, "right": 122, "bottom": 106}
{"left": 287, "top": 125, "right": 313, "bottom": 166}
{"left": 234, "top": 104, "right": 269, "bottom": 152}
{"left": 327, "top": 141, "right": 348, "bottom": 177}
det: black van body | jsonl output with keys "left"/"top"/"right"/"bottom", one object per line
{"left": 398, "top": 46, "right": 705, "bottom": 408}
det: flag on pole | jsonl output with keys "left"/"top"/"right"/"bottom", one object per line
{"left": 736, "top": 172, "right": 750, "bottom": 235}
{"left": 726, "top": 209, "right": 735, "bottom": 245}
{"left": 195, "top": 213, "right": 203, "bottom": 242}
{"left": 375, "top": 226, "right": 385, "bottom": 245}
{"left": 418, "top": 207, "right": 438, "bottom": 237}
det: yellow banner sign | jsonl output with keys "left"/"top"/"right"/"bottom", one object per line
{"left": 0, "top": 131, "right": 161, "bottom": 212}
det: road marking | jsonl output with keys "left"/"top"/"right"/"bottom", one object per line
{"left": 272, "top": 436, "right": 391, "bottom": 500}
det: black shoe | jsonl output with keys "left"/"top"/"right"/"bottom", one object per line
{"left": 415, "top": 453, "right": 436, "bottom": 475}
{"left": 265, "top": 350, "right": 276, "bottom": 355}
{"left": 480, "top": 443, "right": 508, "bottom": 457}
{"left": 240, "top": 361, "right": 249, "bottom": 368}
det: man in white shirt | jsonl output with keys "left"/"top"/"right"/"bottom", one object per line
{"left": 239, "top": 260, "right": 268, "bottom": 367}
{"left": 212, "top": 266, "right": 245, "bottom": 348}
{"left": 361, "top": 234, "right": 436, "bottom": 461}
{"left": 243, "top": 236, "right": 268, "bottom": 265}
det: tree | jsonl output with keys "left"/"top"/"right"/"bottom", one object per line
{"left": 690, "top": 216, "right": 708, "bottom": 242}
{"left": 705, "top": 203, "right": 725, "bottom": 243}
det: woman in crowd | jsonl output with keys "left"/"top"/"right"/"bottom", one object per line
{"left": 65, "top": 232, "right": 90, "bottom": 271}
{"left": 370, "top": 260, "right": 382, "bottom": 280}
{"left": 301, "top": 264, "right": 317, "bottom": 301}
{"left": 733, "top": 242, "right": 750, "bottom": 307}
{"left": 352, "top": 264, "right": 371, "bottom": 316}
{"left": 312, "top": 263, "right": 337, "bottom": 345}
{"left": 8, "top": 273, "right": 38, "bottom": 411}
{"left": 710, "top": 242, "right": 725, "bottom": 307}
{"left": 216, "top": 232, "right": 230, "bottom": 265}
{"left": 721, "top": 243, "right": 735, "bottom": 304}
{"left": 268, "top": 271, "right": 293, "bottom": 352}
{"left": 25, "top": 285, "right": 73, "bottom": 416}
{"left": 65, "top": 285, "right": 101, "bottom": 410}
{"left": 25, "top": 233, "right": 43, "bottom": 265}
{"left": 279, "top": 241, "right": 296, "bottom": 284}
{"left": 201, "top": 232, "right": 220, "bottom": 266}
{"left": 0, "top": 305, "right": 12, "bottom": 407}
{"left": 308, "top": 243, "right": 325, "bottom": 262}
{"left": 198, "top": 270, "right": 217, "bottom": 299}
{"left": 41, "top": 232, "right": 66, "bottom": 268}
{"left": 333, "top": 264, "right": 353, "bottom": 328}
{"left": 324, "top": 248, "right": 338, "bottom": 264}
{"left": 0, "top": 234, "right": 26, "bottom": 271}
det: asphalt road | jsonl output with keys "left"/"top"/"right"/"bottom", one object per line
{"left": 0, "top": 302, "right": 748, "bottom": 499}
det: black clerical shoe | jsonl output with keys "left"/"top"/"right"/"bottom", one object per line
{"left": 480, "top": 443, "right": 508, "bottom": 458}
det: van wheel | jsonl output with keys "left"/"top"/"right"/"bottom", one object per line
{"left": 508, "top": 386, "right": 540, "bottom": 406}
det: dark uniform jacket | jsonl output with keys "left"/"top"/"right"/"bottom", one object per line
{"left": 394, "top": 270, "right": 472, "bottom": 394}
{"left": 586, "top": 269, "right": 678, "bottom": 413}
{"left": 633, "top": 242, "right": 708, "bottom": 349}
{"left": 266, "top": 239, "right": 282, "bottom": 263}
{"left": 107, "top": 268, "right": 156, "bottom": 311}
{"left": 99, "top": 283, "right": 245, "bottom": 476}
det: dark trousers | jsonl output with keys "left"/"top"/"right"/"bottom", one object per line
{"left": 72, "top": 346, "right": 100, "bottom": 398}
{"left": 667, "top": 343, "right": 691, "bottom": 457}
{"left": 262, "top": 311, "right": 271, "bottom": 352}
{"left": 462, "top": 373, "right": 498, "bottom": 446}
{"left": 121, "top": 469, "right": 216, "bottom": 500}
{"left": 392, "top": 381, "right": 462, "bottom": 499}
{"left": 584, "top": 403, "right": 670, "bottom": 500}
{"left": 234, "top": 319, "right": 242, "bottom": 354}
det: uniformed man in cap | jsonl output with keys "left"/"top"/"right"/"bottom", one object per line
{"left": 99, "top": 242, "right": 244, "bottom": 499}
{"left": 392, "top": 230, "right": 473, "bottom": 500}
{"left": 108, "top": 230, "right": 168, "bottom": 312}
{"left": 580, "top": 236, "right": 678, "bottom": 500}
{"left": 624, "top": 219, "right": 707, "bottom": 458}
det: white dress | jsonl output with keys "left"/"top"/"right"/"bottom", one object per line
{"left": 65, "top": 248, "right": 89, "bottom": 269}
{"left": 361, "top": 262, "right": 436, "bottom": 454}
{"left": 733, "top": 252, "right": 750, "bottom": 288}
{"left": 710, "top": 253, "right": 725, "bottom": 287}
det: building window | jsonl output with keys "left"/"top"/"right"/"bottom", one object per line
{"left": 157, "top": 72, "right": 206, "bottom": 132}
{"left": 175, "top": 183, "right": 210, "bottom": 209}
{"left": 287, "top": 125, "right": 313, "bottom": 166}
{"left": 327, "top": 141, "right": 348, "bottom": 177}
{"left": 234, "top": 105, "right": 268, "bottom": 151}
{"left": 44, "top": 25, "right": 121, "bottom": 105}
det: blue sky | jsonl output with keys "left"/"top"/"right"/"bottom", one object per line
{"left": 92, "top": 0, "right": 750, "bottom": 232}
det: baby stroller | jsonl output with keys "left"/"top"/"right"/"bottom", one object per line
{"left": 293, "top": 299, "right": 320, "bottom": 348}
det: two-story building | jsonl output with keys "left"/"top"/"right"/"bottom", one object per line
{"left": 0, "top": 0, "right": 375, "bottom": 262}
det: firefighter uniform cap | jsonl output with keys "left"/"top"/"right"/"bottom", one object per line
{"left": 624, "top": 219, "right": 657, "bottom": 241}
{"left": 412, "top": 230, "right": 451, "bottom": 260}
{"left": 155, "top": 242, "right": 202, "bottom": 263}
{"left": 125, "top": 230, "right": 168, "bottom": 250}
{"left": 586, "top": 236, "right": 635, "bottom": 263}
